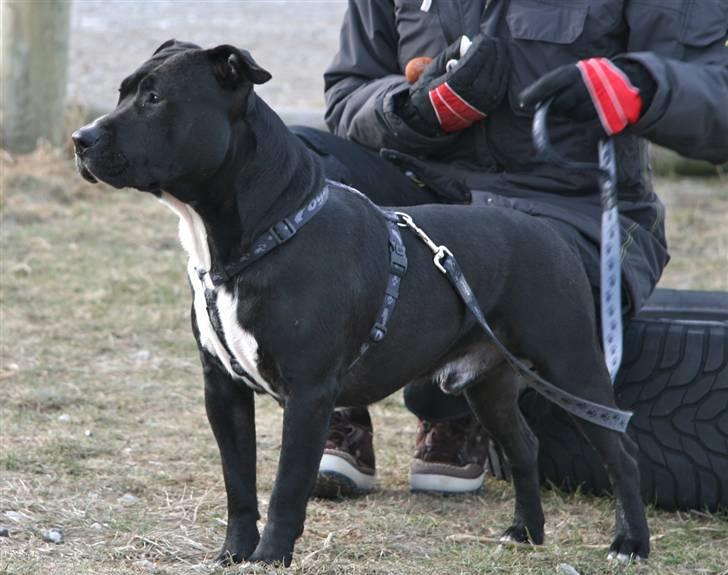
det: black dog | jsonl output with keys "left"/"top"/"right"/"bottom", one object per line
{"left": 72, "top": 41, "right": 649, "bottom": 566}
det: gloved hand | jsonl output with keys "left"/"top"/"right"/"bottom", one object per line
{"left": 519, "top": 58, "right": 656, "bottom": 136}
{"left": 399, "top": 34, "right": 510, "bottom": 135}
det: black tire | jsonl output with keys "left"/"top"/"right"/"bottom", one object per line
{"left": 496, "top": 289, "right": 728, "bottom": 511}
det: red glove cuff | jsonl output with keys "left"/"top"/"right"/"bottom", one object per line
{"left": 577, "top": 58, "right": 642, "bottom": 135}
{"left": 428, "top": 82, "right": 486, "bottom": 133}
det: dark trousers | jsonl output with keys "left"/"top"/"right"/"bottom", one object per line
{"left": 291, "top": 126, "right": 441, "bottom": 206}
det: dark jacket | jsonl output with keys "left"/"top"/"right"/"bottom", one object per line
{"left": 324, "top": 0, "right": 728, "bottom": 312}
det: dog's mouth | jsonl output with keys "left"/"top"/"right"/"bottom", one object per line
{"left": 75, "top": 151, "right": 161, "bottom": 194}
{"left": 74, "top": 149, "right": 132, "bottom": 187}
{"left": 75, "top": 153, "right": 98, "bottom": 183}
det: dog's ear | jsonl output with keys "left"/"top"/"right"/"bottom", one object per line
{"left": 207, "top": 45, "right": 272, "bottom": 89}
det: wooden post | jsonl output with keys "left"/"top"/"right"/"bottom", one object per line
{"left": 1, "top": 0, "right": 72, "bottom": 152}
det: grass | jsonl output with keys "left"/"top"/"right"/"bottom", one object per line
{"left": 1, "top": 146, "right": 727, "bottom": 575}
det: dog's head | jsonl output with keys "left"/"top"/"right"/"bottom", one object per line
{"left": 72, "top": 40, "right": 271, "bottom": 195}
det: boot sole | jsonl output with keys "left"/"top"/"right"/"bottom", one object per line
{"left": 410, "top": 470, "right": 486, "bottom": 494}
{"left": 314, "top": 453, "right": 376, "bottom": 499}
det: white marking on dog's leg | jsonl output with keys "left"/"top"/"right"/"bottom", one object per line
{"left": 607, "top": 551, "right": 637, "bottom": 563}
{"left": 499, "top": 534, "right": 516, "bottom": 543}
{"left": 216, "top": 285, "right": 279, "bottom": 399}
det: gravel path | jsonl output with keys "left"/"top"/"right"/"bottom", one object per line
{"left": 69, "top": 0, "right": 348, "bottom": 113}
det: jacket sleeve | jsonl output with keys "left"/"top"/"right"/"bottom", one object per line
{"left": 323, "top": 0, "right": 458, "bottom": 154}
{"left": 616, "top": 1, "right": 728, "bottom": 164}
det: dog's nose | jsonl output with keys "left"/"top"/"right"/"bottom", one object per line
{"left": 71, "top": 125, "right": 101, "bottom": 152}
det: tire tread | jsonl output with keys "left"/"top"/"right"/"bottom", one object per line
{"left": 493, "top": 290, "right": 728, "bottom": 511}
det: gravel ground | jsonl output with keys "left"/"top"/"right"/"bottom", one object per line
{"left": 68, "top": 0, "right": 348, "bottom": 113}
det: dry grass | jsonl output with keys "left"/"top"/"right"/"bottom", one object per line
{"left": 1, "top": 147, "right": 727, "bottom": 575}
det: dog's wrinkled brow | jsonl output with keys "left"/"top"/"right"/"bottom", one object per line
{"left": 118, "top": 74, "right": 138, "bottom": 97}
{"left": 117, "top": 49, "right": 185, "bottom": 100}
{"left": 118, "top": 67, "right": 152, "bottom": 101}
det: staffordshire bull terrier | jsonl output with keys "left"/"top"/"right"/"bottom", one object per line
{"left": 72, "top": 40, "right": 649, "bottom": 566}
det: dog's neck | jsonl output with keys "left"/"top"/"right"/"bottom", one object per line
{"left": 165, "top": 92, "right": 325, "bottom": 272}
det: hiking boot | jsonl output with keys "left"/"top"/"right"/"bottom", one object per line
{"left": 409, "top": 415, "right": 489, "bottom": 494}
{"left": 314, "top": 407, "right": 376, "bottom": 498}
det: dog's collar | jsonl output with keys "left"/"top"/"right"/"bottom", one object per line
{"left": 204, "top": 184, "right": 330, "bottom": 286}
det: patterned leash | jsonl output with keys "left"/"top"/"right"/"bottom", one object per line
{"left": 394, "top": 211, "right": 632, "bottom": 432}
{"left": 533, "top": 100, "right": 623, "bottom": 383}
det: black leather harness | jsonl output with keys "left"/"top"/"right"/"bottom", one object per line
{"left": 196, "top": 178, "right": 630, "bottom": 432}
{"left": 198, "top": 181, "right": 408, "bottom": 385}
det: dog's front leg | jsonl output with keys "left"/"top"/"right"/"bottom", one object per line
{"left": 248, "top": 379, "right": 338, "bottom": 567}
{"left": 202, "top": 351, "right": 260, "bottom": 565}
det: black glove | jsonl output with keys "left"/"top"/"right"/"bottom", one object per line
{"left": 519, "top": 58, "right": 656, "bottom": 136}
{"left": 399, "top": 35, "right": 510, "bottom": 136}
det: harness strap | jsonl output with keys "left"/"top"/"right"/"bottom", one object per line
{"left": 209, "top": 185, "right": 330, "bottom": 286}
{"left": 395, "top": 212, "right": 632, "bottom": 433}
{"left": 323, "top": 180, "right": 409, "bottom": 370}
{"left": 198, "top": 178, "right": 407, "bottom": 378}
{"left": 347, "top": 212, "right": 408, "bottom": 370}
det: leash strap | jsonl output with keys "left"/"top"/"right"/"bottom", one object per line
{"left": 395, "top": 212, "right": 632, "bottom": 433}
{"left": 533, "top": 100, "right": 623, "bottom": 383}
{"left": 598, "top": 140, "right": 623, "bottom": 382}
{"left": 209, "top": 185, "right": 330, "bottom": 286}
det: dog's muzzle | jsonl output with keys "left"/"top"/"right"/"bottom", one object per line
{"left": 72, "top": 125, "right": 103, "bottom": 183}
{"left": 71, "top": 124, "right": 131, "bottom": 187}
{"left": 74, "top": 153, "right": 98, "bottom": 183}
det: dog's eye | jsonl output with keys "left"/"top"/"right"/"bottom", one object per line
{"left": 146, "top": 92, "right": 162, "bottom": 105}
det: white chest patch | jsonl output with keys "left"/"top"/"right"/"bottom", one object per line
{"left": 158, "top": 192, "right": 279, "bottom": 400}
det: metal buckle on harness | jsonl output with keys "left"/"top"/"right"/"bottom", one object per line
{"left": 207, "top": 266, "right": 229, "bottom": 286}
{"left": 270, "top": 218, "right": 296, "bottom": 244}
{"left": 390, "top": 246, "right": 408, "bottom": 277}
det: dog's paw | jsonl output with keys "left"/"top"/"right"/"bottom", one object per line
{"left": 500, "top": 523, "right": 544, "bottom": 545}
{"left": 214, "top": 535, "right": 260, "bottom": 566}
{"left": 215, "top": 546, "right": 256, "bottom": 566}
{"left": 247, "top": 542, "right": 294, "bottom": 567}
{"left": 608, "top": 534, "right": 649, "bottom": 562}
{"left": 246, "top": 551, "right": 292, "bottom": 567}
{"left": 215, "top": 549, "right": 243, "bottom": 566}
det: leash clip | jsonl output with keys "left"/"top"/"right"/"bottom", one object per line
{"left": 432, "top": 245, "right": 454, "bottom": 274}
{"left": 395, "top": 211, "right": 452, "bottom": 274}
